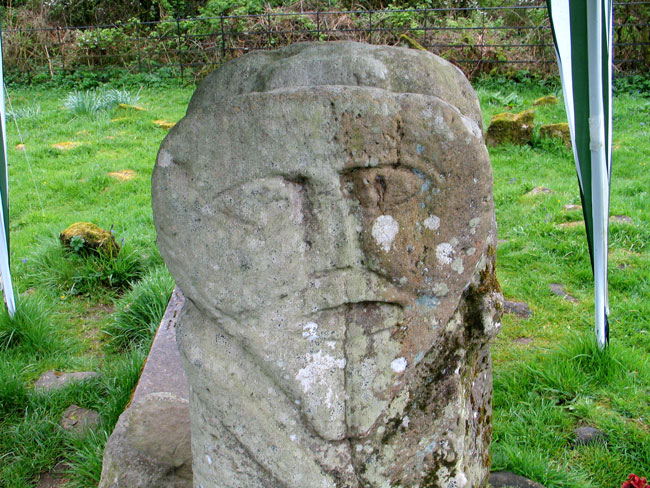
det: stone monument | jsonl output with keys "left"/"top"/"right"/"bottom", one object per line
{"left": 152, "top": 41, "right": 502, "bottom": 488}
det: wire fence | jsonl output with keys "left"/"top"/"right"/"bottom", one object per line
{"left": 2, "top": 2, "right": 649, "bottom": 82}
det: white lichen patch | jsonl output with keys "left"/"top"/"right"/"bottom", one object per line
{"left": 423, "top": 215, "right": 440, "bottom": 231}
{"left": 296, "top": 350, "right": 346, "bottom": 392}
{"left": 302, "top": 322, "right": 319, "bottom": 342}
{"left": 461, "top": 115, "right": 482, "bottom": 139}
{"left": 436, "top": 242, "right": 454, "bottom": 265}
{"left": 433, "top": 282, "right": 449, "bottom": 297}
{"left": 391, "top": 357, "right": 408, "bottom": 373}
{"left": 451, "top": 258, "right": 464, "bottom": 274}
{"left": 372, "top": 215, "right": 399, "bottom": 252}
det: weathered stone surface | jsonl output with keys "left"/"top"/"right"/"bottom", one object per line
{"left": 489, "top": 471, "right": 546, "bottom": 488}
{"left": 98, "top": 393, "right": 192, "bottom": 488}
{"left": 99, "top": 287, "right": 190, "bottom": 488}
{"left": 59, "top": 222, "right": 120, "bottom": 256}
{"left": 60, "top": 404, "right": 100, "bottom": 434}
{"left": 540, "top": 122, "right": 571, "bottom": 148}
{"left": 37, "top": 463, "right": 70, "bottom": 488}
{"left": 153, "top": 41, "right": 502, "bottom": 488}
{"left": 486, "top": 109, "right": 534, "bottom": 146}
{"left": 574, "top": 426, "right": 607, "bottom": 446}
{"left": 504, "top": 300, "right": 532, "bottom": 318}
{"left": 35, "top": 371, "right": 98, "bottom": 390}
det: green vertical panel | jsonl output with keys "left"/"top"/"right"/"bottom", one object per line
{"left": 0, "top": 24, "right": 8, "bottom": 258}
{"left": 569, "top": 2, "right": 595, "bottom": 270}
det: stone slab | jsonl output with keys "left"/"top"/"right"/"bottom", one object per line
{"left": 131, "top": 287, "right": 187, "bottom": 404}
{"left": 35, "top": 371, "right": 98, "bottom": 390}
{"left": 60, "top": 404, "right": 100, "bottom": 434}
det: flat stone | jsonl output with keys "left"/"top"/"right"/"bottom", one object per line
{"left": 557, "top": 220, "right": 583, "bottom": 229}
{"left": 513, "top": 337, "right": 533, "bottom": 345}
{"left": 610, "top": 215, "right": 633, "bottom": 224}
{"left": 533, "top": 95, "right": 558, "bottom": 106}
{"left": 562, "top": 204, "right": 582, "bottom": 212}
{"left": 37, "top": 463, "right": 70, "bottom": 488}
{"left": 60, "top": 404, "right": 100, "bottom": 434}
{"left": 35, "top": 371, "right": 98, "bottom": 391}
{"left": 503, "top": 300, "right": 532, "bottom": 318}
{"left": 549, "top": 283, "right": 578, "bottom": 302}
{"left": 525, "top": 186, "right": 553, "bottom": 196}
{"left": 574, "top": 426, "right": 607, "bottom": 445}
{"left": 489, "top": 471, "right": 546, "bottom": 488}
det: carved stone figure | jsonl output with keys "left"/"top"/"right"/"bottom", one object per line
{"left": 152, "top": 41, "right": 502, "bottom": 488}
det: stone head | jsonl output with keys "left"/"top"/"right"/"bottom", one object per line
{"left": 152, "top": 41, "right": 501, "bottom": 488}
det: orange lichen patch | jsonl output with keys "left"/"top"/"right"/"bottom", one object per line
{"left": 110, "top": 117, "right": 128, "bottom": 123}
{"left": 51, "top": 141, "right": 82, "bottom": 150}
{"left": 108, "top": 169, "right": 137, "bottom": 181}
{"left": 153, "top": 119, "right": 176, "bottom": 130}
{"left": 15, "top": 144, "right": 26, "bottom": 151}
{"left": 117, "top": 103, "right": 146, "bottom": 111}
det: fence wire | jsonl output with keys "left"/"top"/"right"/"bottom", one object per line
{"left": 2, "top": 2, "right": 649, "bottom": 81}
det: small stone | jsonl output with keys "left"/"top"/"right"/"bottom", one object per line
{"left": 15, "top": 143, "right": 26, "bottom": 151}
{"left": 539, "top": 122, "right": 571, "bottom": 148}
{"left": 487, "top": 109, "right": 535, "bottom": 146}
{"left": 549, "top": 283, "right": 578, "bottom": 302}
{"left": 108, "top": 169, "right": 137, "bottom": 181}
{"left": 503, "top": 300, "right": 532, "bottom": 318}
{"left": 557, "top": 220, "right": 583, "bottom": 228}
{"left": 514, "top": 337, "right": 533, "bottom": 345}
{"left": 574, "top": 426, "right": 606, "bottom": 445}
{"left": 117, "top": 103, "right": 147, "bottom": 112}
{"left": 51, "top": 141, "right": 81, "bottom": 150}
{"left": 562, "top": 204, "right": 582, "bottom": 212}
{"left": 35, "top": 371, "right": 98, "bottom": 391}
{"left": 489, "top": 471, "right": 546, "bottom": 488}
{"left": 37, "top": 471, "right": 69, "bottom": 488}
{"left": 60, "top": 405, "right": 100, "bottom": 434}
{"left": 525, "top": 186, "right": 553, "bottom": 196}
{"left": 610, "top": 215, "right": 633, "bottom": 224}
{"left": 153, "top": 119, "right": 176, "bottom": 130}
{"left": 533, "top": 95, "right": 558, "bottom": 106}
{"left": 59, "top": 222, "right": 120, "bottom": 256}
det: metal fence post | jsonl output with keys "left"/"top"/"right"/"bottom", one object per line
{"left": 220, "top": 15, "right": 226, "bottom": 61}
{"left": 176, "top": 17, "right": 184, "bottom": 81}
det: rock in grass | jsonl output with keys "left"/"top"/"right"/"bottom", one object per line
{"left": 549, "top": 283, "right": 578, "bottom": 303}
{"left": 35, "top": 371, "right": 98, "bottom": 390}
{"left": 486, "top": 109, "right": 534, "bottom": 146}
{"left": 574, "top": 426, "right": 607, "bottom": 446}
{"left": 503, "top": 300, "right": 532, "bottom": 318}
{"left": 59, "top": 222, "right": 120, "bottom": 256}
{"left": 524, "top": 186, "right": 553, "bottom": 196}
{"left": 489, "top": 471, "right": 546, "bottom": 488}
{"left": 533, "top": 95, "right": 558, "bottom": 106}
{"left": 540, "top": 122, "right": 571, "bottom": 148}
{"left": 60, "top": 404, "right": 100, "bottom": 434}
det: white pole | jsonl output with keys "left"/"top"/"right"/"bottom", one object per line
{"left": 587, "top": 0, "right": 608, "bottom": 348}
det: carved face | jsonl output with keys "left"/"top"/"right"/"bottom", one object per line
{"left": 153, "top": 85, "right": 498, "bottom": 486}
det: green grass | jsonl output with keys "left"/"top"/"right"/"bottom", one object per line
{"left": 0, "top": 79, "right": 648, "bottom": 487}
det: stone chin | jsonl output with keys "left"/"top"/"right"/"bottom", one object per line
{"left": 152, "top": 41, "right": 501, "bottom": 488}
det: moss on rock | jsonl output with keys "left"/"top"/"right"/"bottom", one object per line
{"left": 486, "top": 109, "right": 534, "bottom": 147}
{"left": 540, "top": 122, "right": 572, "bottom": 148}
{"left": 60, "top": 222, "right": 120, "bottom": 256}
{"left": 533, "top": 94, "right": 558, "bottom": 106}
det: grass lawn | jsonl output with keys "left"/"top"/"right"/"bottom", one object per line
{"left": 0, "top": 77, "right": 648, "bottom": 487}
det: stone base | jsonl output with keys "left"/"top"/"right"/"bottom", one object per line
{"left": 99, "top": 288, "right": 192, "bottom": 488}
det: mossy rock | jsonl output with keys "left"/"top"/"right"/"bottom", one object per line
{"left": 398, "top": 34, "right": 427, "bottom": 51}
{"left": 540, "top": 122, "right": 571, "bottom": 148}
{"left": 60, "top": 222, "right": 120, "bottom": 256}
{"left": 533, "top": 95, "right": 558, "bottom": 106}
{"left": 486, "top": 109, "right": 534, "bottom": 147}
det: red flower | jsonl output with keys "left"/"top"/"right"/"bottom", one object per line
{"left": 622, "top": 474, "right": 648, "bottom": 488}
